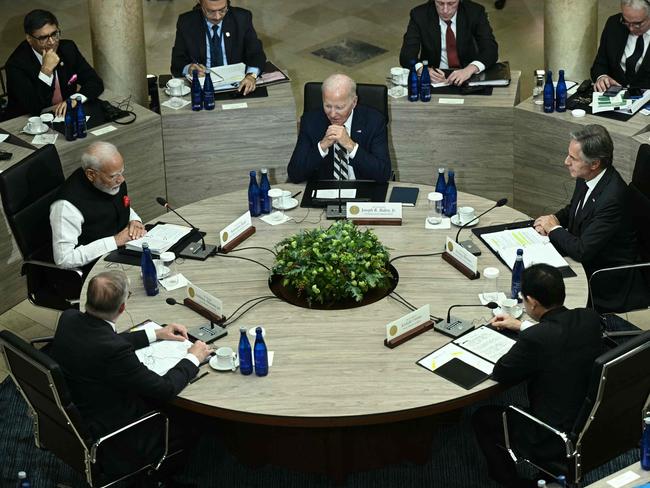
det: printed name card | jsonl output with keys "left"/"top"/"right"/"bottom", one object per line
{"left": 442, "top": 236, "right": 480, "bottom": 280}
{"left": 219, "top": 211, "right": 255, "bottom": 251}
{"left": 384, "top": 304, "right": 434, "bottom": 348}
{"left": 347, "top": 202, "right": 402, "bottom": 225}
{"left": 186, "top": 282, "right": 223, "bottom": 316}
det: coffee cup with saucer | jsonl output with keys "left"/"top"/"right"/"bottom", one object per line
{"left": 209, "top": 346, "right": 239, "bottom": 372}
{"left": 23, "top": 116, "right": 48, "bottom": 135}
{"left": 494, "top": 297, "right": 523, "bottom": 318}
{"left": 165, "top": 78, "right": 189, "bottom": 97}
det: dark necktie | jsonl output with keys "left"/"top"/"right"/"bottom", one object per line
{"left": 333, "top": 143, "right": 349, "bottom": 180}
{"left": 210, "top": 24, "right": 224, "bottom": 68}
{"left": 445, "top": 20, "right": 461, "bottom": 69}
{"left": 626, "top": 35, "right": 644, "bottom": 85}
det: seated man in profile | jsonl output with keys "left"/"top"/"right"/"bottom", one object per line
{"left": 50, "top": 270, "right": 211, "bottom": 477}
{"left": 50, "top": 141, "right": 146, "bottom": 272}
{"left": 170, "top": 0, "right": 266, "bottom": 96}
{"left": 5, "top": 9, "right": 104, "bottom": 118}
{"left": 591, "top": 0, "right": 650, "bottom": 92}
{"left": 287, "top": 73, "right": 391, "bottom": 183}
{"left": 399, "top": 0, "right": 498, "bottom": 86}
{"left": 473, "top": 264, "right": 602, "bottom": 488}
{"left": 534, "top": 124, "right": 647, "bottom": 312}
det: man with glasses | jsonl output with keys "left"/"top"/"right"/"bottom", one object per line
{"left": 170, "top": 0, "right": 266, "bottom": 96}
{"left": 592, "top": 0, "right": 650, "bottom": 91}
{"left": 473, "top": 264, "right": 602, "bottom": 488}
{"left": 50, "top": 141, "right": 146, "bottom": 272}
{"left": 399, "top": 0, "right": 498, "bottom": 86}
{"left": 5, "top": 9, "right": 103, "bottom": 118}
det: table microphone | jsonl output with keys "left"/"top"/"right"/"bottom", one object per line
{"left": 434, "top": 301, "right": 499, "bottom": 338}
{"left": 455, "top": 198, "right": 508, "bottom": 256}
{"left": 156, "top": 197, "right": 217, "bottom": 260}
{"left": 165, "top": 297, "right": 227, "bottom": 343}
{"left": 326, "top": 176, "right": 346, "bottom": 220}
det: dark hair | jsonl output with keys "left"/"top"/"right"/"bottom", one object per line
{"left": 521, "top": 263, "right": 565, "bottom": 308}
{"left": 24, "top": 9, "right": 59, "bottom": 35}
{"left": 569, "top": 124, "right": 614, "bottom": 169}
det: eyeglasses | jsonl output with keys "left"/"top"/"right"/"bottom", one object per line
{"left": 29, "top": 30, "right": 61, "bottom": 43}
{"left": 620, "top": 15, "right": 649, "bottom": 29}
{"left": 93, "top": 168, "right": 125, "bottom": 183}
{"left": 127, "top": 291, "right": 132, "bottom": 300}
{"left": 202, "top": 5, "right": 228, "bottom": 17}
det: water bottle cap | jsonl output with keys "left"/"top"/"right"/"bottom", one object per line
{"left": 438, "top": 167, "right": 445, "bottom": 173}
{"left": 516, "top": 248, "right": 523, "bottom": 255}
{"left": 142, "top": 242, "right": 150, "bottom": 249}
{"left": 18, "top": 472, "right": 27, "bottom": 479}
{"left": 255, "top": 326, "right": 263, "bottom": 333}
{"left": 644, "top": 416, "right": 650, "bottom": 424}
{"left": 423, "top": 60, "right": 429, "bottom": 66}
{"left": 249, "top": 170, "right": 256, "bottom": 176}
{"left": 239, "top": 327, "right": 247, "bottom": 333}
{"left": 483, "top": 267, "right": 499, "bottom": 279}
{"left": 261, "top": 168, "right": 268, "bottom": 174}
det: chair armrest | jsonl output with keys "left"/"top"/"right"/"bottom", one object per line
{"left": 23, "top": 259, "right": 83, "bottom": 277}
{"left": 29, "top": 336, "right": 54, "bottom": 346}
{"left": 589, "top": 262, "right": 650, "bottom": 312}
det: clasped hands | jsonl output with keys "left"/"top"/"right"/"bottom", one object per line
{"left": 155, "top": 323, "right": 212, "bottom": 362}
{"left": 320, "top": 125, "right": 355, "bottom": 152}
{"left": 533, "top": 214, "right": 560, "bottom": 236}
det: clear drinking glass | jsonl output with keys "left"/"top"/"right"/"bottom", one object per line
{"left": 427, "top": 192, "right": 443, "bottom": 225}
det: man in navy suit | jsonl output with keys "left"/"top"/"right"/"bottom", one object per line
{"left": 592, "top": 0, "right": 650, "bottom": 92}
{"left": 399, "top": 0, "right": 498, "bottom": 86}
{"left": 170, "top": 0, "right": 266, "bottom": 95}
{"left": 287, "top": 74, "right": 391, "bottom": 183}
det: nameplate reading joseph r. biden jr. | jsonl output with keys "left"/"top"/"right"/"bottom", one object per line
{"left": 347, "top": 202, "right": 402, "bottom": 226}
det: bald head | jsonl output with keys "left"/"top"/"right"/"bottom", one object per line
{"left": 86, "top": 270, "right": 130, "bottom": 321}
{"left": 321, "top": 74, "right": 358, "bottom": 126}
{"left": 322, "top": 74, "right": 357, "bottom": 101}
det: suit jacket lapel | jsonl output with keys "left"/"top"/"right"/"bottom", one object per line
{"left": 568, "top": 179, "right": 588, "bottom": 232}
{"left": 350, "top": 107, "right": 365, "bottom": 147}
{"left": 428, "top": 4, "right": 442, "bottom": 66}
{"left": 222, "top": 13, "right": 235, "bottom": 64}
{"left": 576, "top": 169, "right": 611, "bottom": 227}
{"left": 455, "top": 4, "right": 468, "bottom": 63}
{"left": 195, "top": 10, "right": 208, "bottom": 65}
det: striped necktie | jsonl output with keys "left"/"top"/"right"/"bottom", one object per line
{"left": 333, "top": 143, "right": 349, "bottom": 180}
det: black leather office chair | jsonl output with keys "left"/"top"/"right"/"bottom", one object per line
{"left": 502, "top": 330, "right": 650, "bottom": 487}
{"left": 0, "top": 145, "right": 83, "bottom": 310}
{"left": 0, "top": 65, "right": 7, "bottom": 121}
{"left": 303, "top": 82, "right": 389, "bottom": 124}
{"left": 0, "top": 330, "right": 174, "bottom": 487}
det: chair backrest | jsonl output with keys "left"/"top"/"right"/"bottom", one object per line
{"left": 0, "top": 145, "right": 65, "bottom": 262}
{"left": 0, "top": 330, "right": 93, "bottom": 479}
{"left": 631, "top": 145, "right": 650, "bottom": 262}
{"left": 303, "top": 82, "right": 389, "bottom": 123}
{"left": 570, "top": 330, "right": 650, "bottom": 481}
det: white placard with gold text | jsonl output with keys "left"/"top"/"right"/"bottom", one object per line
{"left": 186, "top": 282, "right": 223, "bottom": 316}
{"left": 346, "top": 202, "right": 402, "bottom": 220}
{"left": 445, "top": 236, "right": 478, "bottom": 274}
{"left": 386, "top": 304, "right": 430, "bottom": 341}
{"left": 220, "top": 211, "right": 252, "bottom": 247}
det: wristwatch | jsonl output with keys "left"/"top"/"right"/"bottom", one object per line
{"left": 246, "top": 72, "right": 258, "bottom": 80}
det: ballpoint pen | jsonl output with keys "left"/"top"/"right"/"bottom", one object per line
{"left": 190, "top": 371, "right": 209, "bottom": 384}
{"left": 292, "top": 191, "right": 302, "bottom": 199}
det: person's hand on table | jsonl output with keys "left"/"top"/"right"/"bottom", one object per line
{"left": 188, "top": 63, "right": 207, "bottom": 76}
{"left": 114, "top": 226, "right": 132, "bottom": 246}
{"left": 238, "top": 74, "right": 257, "bottom": 96}
{"left": 489, "top": 314, "right": 522, "bottom": 332}
{"left": 128, "top": 220, "right": 146, "bottom": 240}
{"left": 156, "top": 323, "right": 189, "bottom": 342}
{"left": 593, "top": 75, "right": 621, "bottom": 93}
{"left": 534, "top": 214, "right": 560, "bottom": 235}
{"left": 53, "top": 98, "right": 77, "bottom": 118}
{"left": 447, "top": 65, "right": 478, "bottom": 86}
{"left": 430, "top": 67, "right": 447, "bottom": 84}
{"left": 188, "top": 340, "right": 211, "bottom": 362}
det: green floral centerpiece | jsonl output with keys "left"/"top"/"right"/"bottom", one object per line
{"left": 271, "top": 220, "right": 393, "bottom": 307}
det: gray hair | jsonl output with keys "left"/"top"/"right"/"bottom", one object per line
{"left": 81, "top": 141, "right": 120, "bottom": 171}
{"left": 321, "top": 73, "right": 357, "bottom": 101}
{"left": 569, "top": 124, "right": 614, "bottom": 169}
{"left": 621, "top": 0, "right": 650, "bottom": 14}
{"left": 85, "top": 270, "right": 130, "bottom": 320}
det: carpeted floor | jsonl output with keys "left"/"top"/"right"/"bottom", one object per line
{"left": 0, "top": 378, "right": 639, "bottom": 488}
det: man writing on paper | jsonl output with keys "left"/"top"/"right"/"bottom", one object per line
{"left": 170, "top": 0, "right": 266, "bottom": 96}
{"left": 399, "top": 0, "right": 498, "bottom": 86}
{"left": 592, "top": 0, "right": 650, "bottom": 92}
{"left": 534, "top": 124, "right": 647, "bottom": 312}
{"left": 473, "top": 264, "right": 602, "bottom": 488}
{"left": 5, "top": 9, "right": 104, "bottom": 118}
{"left": 50, "top": 270, "right": 211, "bottom": 478}
{"left": 287, "top": 73, "right": 391, "bottom": 183}
{"left": 50, "top": 141, "right": 146, "bottom": 272}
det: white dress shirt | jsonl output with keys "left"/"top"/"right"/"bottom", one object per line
{"left": 438, "top": 14, "right": 485, "bottom": 73}
{"left": 317, "top": 109, "right": 359, "bottom": 179}
{"left": 33, "top": 48, "right": 87, "bottom": 104}
{"left": 50, "top": 199, "right": 141, "bottom": 269}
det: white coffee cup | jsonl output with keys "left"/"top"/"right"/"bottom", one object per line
{"left": 26, "top": 116, "right": 45, "bottom": 133}
{"left": 280, "top": 190, "right": 292, "bottom": 207}
{"left": 215, "top": 346, "right": 237, "bottom": 370}
{"left": 39, "top": 113, "right": 54, "bottom": 126}
{"left": 499, "top": 297, "right": 519, "bottom": 316}
{"left": 390, "top": 66, "right": 409, "bottom": 85}
{"left": 166, "top": 78, "right": 185, "bottom": 96}
{"left": 458, "top": 206, "right": 476, "bottom": 225}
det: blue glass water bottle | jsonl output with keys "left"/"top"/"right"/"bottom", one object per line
{"left": 191, "top": 69, "right": 203, "bottom": 111}
{"left": 408, "top": 60, "right": 419, "bottom": 102}
{"left": 642, "top": 416, "right": 650, "bottom": 470}
{"left": 140, "top": 242, "right": 159, "bottom": 296}
{"left": 434, "top": 167, "right": 446, "bottom": 214}
{"left": 259, "top": 168, "right": 271, "bottom": 214}
{"left": 511, "top": 249, "right": 524, "bottom": 300}
{"left": 75, "top": 97, "right": 87, "bottom": 138}
{"left": 555, "top": 69, "right": 567, "bottom": 112}
{"left": 543, "top": 70, "right": 554, "bottom": 113}
{"left": 248, "top": 170, "right": 262, "bottom": 217}
{"left": 64, "top": 99, "right": 76, "bottom": 141}
{"left": 419, "top": 60, "right": 431, "bottom": 102}
{"left": 444, "top": 170, "right": 457, "bottom": 217}
{"left": 556, "top": 475, "right": 567, "bottom": 488}
{"left": 16, "top": 471, "right": 31, "bottom": 488}
{"left": 253, "top": 327, "right": 268, "bottom": 376}
{"left": 203, "top": 72, "right": 215, "bottom": 110}
{"left": 238, "top": 327, "right": 253, "bottom": 375}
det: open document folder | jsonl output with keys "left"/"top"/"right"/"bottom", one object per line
{"left": 125, "top": 223, "right": 192, "bottom": 254}
{"left": 592, "top": 89, "right": 650, "bottom": 115}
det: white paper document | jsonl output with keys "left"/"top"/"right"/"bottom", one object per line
{"left": 417, "top": 342, "right": 495, "bottom": 375}
{"left": 454, "top": 326, "right": 515, "bottom": 364}
{"left": 0, "top": 134, "right": 9, "bottom": 144}
{"left": 315, "top": 189, "right": 357, "bottom": 199}
{"left": 125, "top": 223, "right": 192, "bottom": 253}
{"left": 134, "top": 321, "right": 193, "bottom": 376}
{"left": 481, "top": 226, "right": 568, "bottom": 270}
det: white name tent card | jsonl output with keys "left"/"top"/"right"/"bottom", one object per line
{"left": 442, "top": 236, "right": 479, "bottom": 279}
{"left": 219, "top": 211, "right": 256, "bottom": 252}
{"left": 347, "top": 202, "right": 402, "bottom": 225}
{"left": 185, "top": 281, "right": 224, "bottom": 323}
{"left": 384, "top": 304, "right": 434, "bottom": 348}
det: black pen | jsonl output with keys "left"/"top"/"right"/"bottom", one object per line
{"left": 190, "top": 371, "right": 209, "bottom": 384}
{"left": 292, "top": 191, "right": 302, "bottom": 199}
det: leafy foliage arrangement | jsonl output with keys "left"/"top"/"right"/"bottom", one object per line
{"left": 272, "top": 220, "right": 393, "bottom": 305}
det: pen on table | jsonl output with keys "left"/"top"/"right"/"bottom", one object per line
{"left": 190, "top": 371, "right": 209, "bottom": 384}
{"left": 292, "top": 191, "right": 302, "bottom": 199}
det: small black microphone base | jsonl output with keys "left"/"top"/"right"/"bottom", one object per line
{"left": 188, "top": 323, "right": 227, "bottom": 344}
{"left": 459, "top": 239, "right": 482, "bottom": 256}
{"left": 434, "top": 316, "right": 475, "bottom": 338}
{"left": 326, "top": 205, "right": 347, "bottom": 220}
{"left": 179, "top": 241, "right": 217, "bottom": 260}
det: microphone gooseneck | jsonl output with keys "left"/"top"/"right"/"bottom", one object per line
{"left": 446, "top": 301, "right": 499, "bottom": 324}
{"left": 155, "top": 196, "right": 207, "bottom": 251}
{"left": 454, "top": 197, "right": 509, "bottom": 243}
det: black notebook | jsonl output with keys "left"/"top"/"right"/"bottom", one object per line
{"left": 433, "top": 358, "right": 489, "bottom": 390}
{"left": 467, "top": 61, "right": 511, "bottom": 87}
{"left": 389, "top": 187, "right": 419, "bottom": 207}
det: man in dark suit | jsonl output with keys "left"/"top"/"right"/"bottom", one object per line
{"left": 399, "top": 0, "right": 498, "bottom": 86}
{"left": 50, "top": 270, "right": 211, "bottom": 477}
{"left": 591, "top": 0, "right": 650, "bottom": 91}
{"left": 535, "top": 124, "right": 647, "bottom": 312}
{"left": 170, "top": 0, "right": 266, "bottom": 96}
{"left": 287, "top": 74, "right": 391, "bottom": 183}
{"left": 5, "top": 9, "right": 104, "bottom": 119}
{"left": 473, "top": 264, "right": 602, "bottom": 488}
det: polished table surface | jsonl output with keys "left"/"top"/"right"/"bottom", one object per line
{"left": 86, "top": 183, "right": 587, "bottom": 428}
{"left": 584, "top": 463, "right": 650, "bottom": 487}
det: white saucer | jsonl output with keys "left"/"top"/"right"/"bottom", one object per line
{"left": 493, "top": 306, "right": 523, "bottom": 319}
{"left": 209, "top": 354, "right": 239, "bottom": 372}
{"left": 273, "top": 197, "right": 298, "bottom": 211}
{"left": 22, "top": 125, "right": 49, "bottom": 135}
{"left": 165, "top": 86, "right": 190, "bottom": 97}
{"left": 450, "top": 214, "right": 480, "bottom": 227}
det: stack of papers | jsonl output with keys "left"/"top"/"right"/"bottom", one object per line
{"left": 481, "top": 226, "right": 569, "bottom": 270}
{"left": 125, "top": 223, "right": 192, "bottom": 254}
{"left": 134, "top": 321, "right": 192, "bottom": 376}
{"left": 186, "top": 63, "right": 246, "bottom": 91}
{"left": 591, "top": 89, "right": 650, "bottom": 114}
